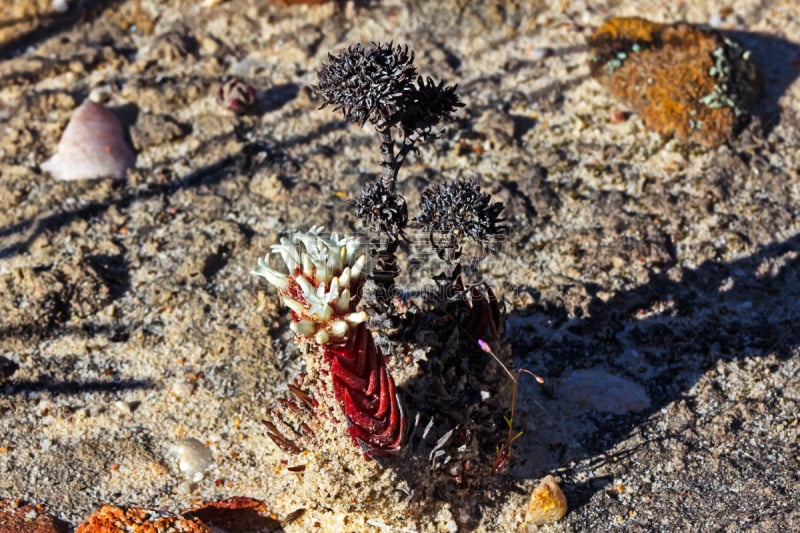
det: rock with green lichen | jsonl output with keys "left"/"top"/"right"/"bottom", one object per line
{"left": 589, "top": 16, "right": 761, "bottom": 146}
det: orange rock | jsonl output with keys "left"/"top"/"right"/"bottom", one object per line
{"left": 589, "top": 16, "right": 760, "bottom": 146}
{"left": 524, "top": 475, "right": 568, "bottom": 526}
{"left": 75, "top": 505, "right": 210, "bottom": 533}
{"left": 0, "top": 499, "right": 69, "bottom": 533}
{"left": 184, "top": 497, "right": 282, "bottom": 532}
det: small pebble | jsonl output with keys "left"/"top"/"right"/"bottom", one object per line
{"left": 170, "top": 438, "right": 213, "bottom": 482}
{"left": 525, "top": 475, "right": 568, "bottom": 526}
{"left": 170, "top": 380, "right": 195, "bottom": 398}
{"left": 609, "top": 107, "right": 627, "bottom": 123}
{"left": 529, "top": 47, "right": 551, "bottom": 61}
{"left": 52, "top": 0, "right": 69, "bottom": 13}
{"left": 114, "top": 401, "right": 132, "bottom": 415}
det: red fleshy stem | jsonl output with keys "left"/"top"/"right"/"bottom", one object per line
{"left": 324, "top": 322, "right": 405, "bottom": 455}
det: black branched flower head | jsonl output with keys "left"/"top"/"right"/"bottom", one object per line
{"left": 352, "top": 181, "right": 409, "bottom": 238}
{"left": 414, "top": 180, "right": 506, "bottom": 250}
{"left": 314, "top": 42, "right": 417, "bottom": 126}
{"left": 400, "top": 77, "right": 464, "bottom": 138}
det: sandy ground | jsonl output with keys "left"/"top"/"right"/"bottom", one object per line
{"left": 1, "top": 0, "right": 799, "bottom": 531}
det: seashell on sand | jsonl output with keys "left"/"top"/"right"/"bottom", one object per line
{"left": 42, "top": 100, "right": 135, "bottom": 181}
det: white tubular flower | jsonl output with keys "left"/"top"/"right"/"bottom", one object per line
{"left": 252, "top": 227, "right": 370, "bottom": 343}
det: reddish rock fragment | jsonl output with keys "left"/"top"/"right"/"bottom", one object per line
{"left": 589, "top": 16, "right": 760, "bottom": 146}
{"left": 217, "top": 77, "right": 256, "bottom": 115}
{"left": 184, "top": 497, "right": 281, "bottom": 532}
{"left": 75, "top": 505, "right": 210, "bottom": 533}
{"left": 0, "top": 499, "right": 69, "bottom": 533}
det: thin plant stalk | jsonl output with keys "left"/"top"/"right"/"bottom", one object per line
{"left": 477, "top": 339, "right": 544, "bottom": 472}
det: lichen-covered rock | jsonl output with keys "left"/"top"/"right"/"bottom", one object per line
{"left": 589, "top": 16, "right": 761, "bottom": 146}
{"left": 75, "top": 505, "right": 210, "bottom": 533}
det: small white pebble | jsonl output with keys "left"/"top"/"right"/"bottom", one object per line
{"left": 52, "top": 0, "right": 69, "bottom": 13}
{"left": 114, "top": 400, "right": 132, "bottom": 415}
{"left": 88, "top": 87, "right": 112, "bottom": 104}
{"left": 529, "top": 47, "right": 550, "bottom": 61}
{"left": 170, "top": 380, "right": 195, "bottom": 398}
{"left": 170, "top": 438, "right": 213, "bottom": 482}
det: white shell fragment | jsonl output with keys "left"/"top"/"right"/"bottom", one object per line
{"left": 169, "top": 437, "right": 213, "bottom": 482}
{"left": 42, "top": 100, "right": 135, "bottom": 181}
{"left": 559, "top": 368, "right": 651, "bottom": 414}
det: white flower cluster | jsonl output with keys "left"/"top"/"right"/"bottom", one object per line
{"left": 252, "top": 226, "right": 369, "bottom": 344}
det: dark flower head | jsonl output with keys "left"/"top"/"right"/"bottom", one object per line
{"left": 352, "top": 181, "right": 408, "bottom": 239}
{"left": 414, "top": 179, "right": 506, "bottom": 251}
{"left": 400, "top": 77, "right": 464, "bottom": 138}
{"left": 314, "top": 42, "right": 417, "bottom": 126}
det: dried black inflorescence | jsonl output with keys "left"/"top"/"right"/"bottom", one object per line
{"left": 315, "top": 42, "right": 417, "bottom": 126}
{"left": 315, "top": 42, "right": 464, "bottom": 193}
{"left": 352, "top": 182, "right": 408, "bottom": 239}
{"left": 415, "top": 179, "right": 506, "bottom": 251}
{"left": 400, "top": 77, "right": 464, "bottom": 138}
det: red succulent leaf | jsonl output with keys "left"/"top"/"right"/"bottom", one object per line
{"left": 324, "top": 322, "right": 405, "bottom": 454}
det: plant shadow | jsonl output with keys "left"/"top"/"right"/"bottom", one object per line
{"left": 722, "top": 30, "right": 800, "bottom": 135}
{"left": 502, "top": 229, "right": 800, "bottom": 510}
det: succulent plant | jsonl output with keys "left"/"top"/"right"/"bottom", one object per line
{"left": 252, "top": 227, "right": 405, "bottom": 455}
{"left": 254, "top": 44, "right": 520, "bottom": 490}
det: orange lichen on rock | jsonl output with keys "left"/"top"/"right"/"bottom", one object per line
{"left": 589, "top": 17, "right": 761, "bottom": 146}
{"left": 75, "top": 505, "right": 211, "bottom": 533}
{"left": 590, "top": 16, "right": 662, "bottom": 44}
{"left": 75, "top": 499, "right": 281, "bottom": 533}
